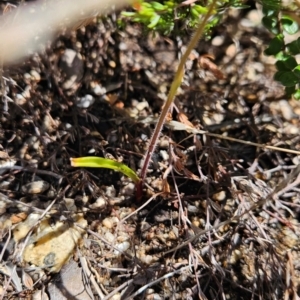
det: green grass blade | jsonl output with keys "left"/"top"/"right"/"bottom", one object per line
{"left": 70, "top": 156, "right": 140, "bottom": 183}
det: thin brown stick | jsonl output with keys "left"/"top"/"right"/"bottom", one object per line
{"left": 164, "top": 120, "right": 300, "bottom": 156}
{"left": 163, "top": 164, "right": 300, "bottom": 255}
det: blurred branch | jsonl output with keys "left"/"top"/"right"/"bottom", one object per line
{"left": 0, "top": 0, "right": 132, "bottom": 64}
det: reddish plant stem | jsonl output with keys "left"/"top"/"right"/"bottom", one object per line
{"left": 139, "top": 0, "right": 217, "bottom": 184}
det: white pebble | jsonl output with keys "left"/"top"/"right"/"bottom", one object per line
{"left": 120, "top": 182, "right": 135, "bottom": 196}
{"left": 104, "top": 231, "right": 115, "bottom": 243}
{"left": 279, "top": 99, "right": 294, "bottom": 121}
{"left": 30, "top": 70, "right": 41, "bottom": 82}
{"left": 136, "top": 101, "right": 149, "bottom": 111}
{"left": 119, "top": 42, "right": 127, "bottom": 51}
{"left": 15, "top": 94, "right": 27, "bottom": 105}
{"left": 105, "top": 185, "right": 116, "bottom": 197}
{"left": 159, "top": 150, "right": 169, "bottom": 161}
{"left": 91, "top": 83, "right": 106, "bottom": 96}
{"left": 212, "top": 191, "right": 226, "bottom": 201}
{"left": 113, "top": 241, "right": 130, "bottom": 255}
{"left": 76, "top": 94, "right": 95, "bottom": 108}
{"left": 89, "top": 196, "right": 106, "bottom": 209}
{"left": 292, "top": 156, "right": 300, "bottom": 165}
{"left": 22, "top": 181, "right": 50, "bottom": 194}
{"left": 63, "top": 198, "right": 77, "bottom": 211}
{"left": 212, "top": 36, "right": 224, "bottom": 46}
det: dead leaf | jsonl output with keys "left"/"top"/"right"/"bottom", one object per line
{"left": 177, "top": 112, "right": 195, "bottom": 128}
{"left": 10, "top": 212, "right": 28, "bottom": 224}
{"left": 22, "top": 270, "right": 34, "bottom": 290}
{"left": 114, "top": 101, "right": 124, "bottom": 109}
{"left": 162, "top": 178, "right": 171, "bottom": 194}
{"left": 3, "top": 3, "right": 16, "bottom": 14}
{"left": 179, "top": 0, "right": 198, "bottom": 6}
{"left": 173, "top": 157, "right": 184, "bottom": 174}
{"left": 0, "top": 151, "right": 9, "bottom": 159}
{"left": 106, "top": 93, "right": 119, "bottom": 106}
{"left": 194, "top": 137, "right": 202, "bottom": 151}
{"left": 199, "top": 55, "right": 224, "bottom": 80}
{"left": 166, "top": 111, "right": 173, "bottom": 122}
{"left": 183, "top": 168, "right": 201, "bottom": 181}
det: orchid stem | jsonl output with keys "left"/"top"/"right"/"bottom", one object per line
{"left": 140, "top": 0, "right": 217, "bottom": 182}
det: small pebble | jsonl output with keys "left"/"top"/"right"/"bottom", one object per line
{"left": 75, "top": 41, "right": 82, "bottom": 50}
{"left": 90, "top": 82, "right": 106, "bottom": 95}
{"left": 226, "top": 44, "right": 237, "bottom": 58}
{"left": 136, "top": 101, "right": 149, "bottom": 111}
{"left": 30, "top": 70, "right": 41, "bottom": 82}
{"left": 24, "top": 73, "right": 31, "bottom": 84}
{"left": 89, "top": 196, "right": 106, "bottom": 209}
{"left": 110, "top": 294, "right": 121, "bottom": 300}
{"left": 63, "top": 198, "right": 77, "bottom": 211}
{"left": 15, "top": 94, "right": 27, "bottom": 105}
{"left": 159, "top": 150, "right": 169, "bottom": 161}
{"left": 246, "top": 9, "right": 263, "bottom": 26}
{"left": 21, "top": 181, "right": 50, "bottom": 194}
{"left": 0, "top": 159, "right": 16, "bottom": 175}
{"left": 292, "top": 156, "right": 300, "bottom": 165}
{"left": 187, "top": 205, "right": 199, "bottom": 213}
{"left": 278, "top": 227, "right": 298, "bottom": 249}
{"left": 58, "top": 49, "right": 84, "bottom": 91}
{"left": 32, "top": 290, "right": 49, "bottom": 300}
{"left": 0, "top": 181, "right": 10, "bottom": 190}
{"left": 279, "top": 99, "right": 294, "bottom": 121}
{"left": 102, "top": 216, "right": 119, "bottom": 229}
{"left": 113, "top": 241, "right": 130, "bottom": 255}
{"left": 105, "top": 185, "right": 116, "bottom": 198}
{"left": 283, "top": 124, "right": 299, "bottom": 135}
{"left": 120, "top": 182, "right": 135, "bottom": 196}
{"left": 119, "top": 42, "right": 127, "bottom": 51}
{"left": 104, "top": 231, "right": 115, "bottom": 243}
{"left": 212, "top": 190, "right": 226, "bottom": 201}
{"left": 0, "top": 200, "right": 7, "bottom": 215}
{"left": 212, "top": 36, "right": 225, "bottom": 46}
{"left": 159, "top": 138, "right": 169, "bottom": 149}
{"left": 76, "top": 94, "right": 95, "bottom": 108}
{"left": 109, "top": 60, "right": 116, "bottom": 68}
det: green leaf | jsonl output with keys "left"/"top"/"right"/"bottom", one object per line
{"left": 70, "top": 157, "right": 140, "bottom": 183}
{"left": 148, "top": 13, "right": 160, "bottom": 28}
{"left": 262, "top": 0, "right": 281, "bottom": 12}
{"left": 276, "top": 60, "right": 289, "bottom": 71}
{"left": 287, "top": 37, "right": 300, "bottom": 55}
{"left": 121, "top": 11, "right": 136, "bottom": 17}
{"left": 264, "top": 34, "right": 284, "bottom": 56}
{"left": 294, "top": 89, "right": 300, "bottom": 100}
{"left": 286, "top": 57, "right": 299, "bottom": 69}
{"left": 231, "top": 3, "right": 249, "bottom": 9}
{"left": 293, "top": 65, "right": 300, "bottom": 78}
{"left": 274, "top": 71, "right": 299, "bottom": 87}
{"left": 191, "top": 8, "right": 200, "bottom": 19}
{"left": 282, "top": 15, "right": 299, "bottom": 35}
{"left": 262, "top": 16, "right": 278, "bottom": 34}
{"left": 276, "top": 56, "right": 298, "bottom": 71}
{"left": 193, "top": 5, "right": 208, "bottom": 14}
{"left": 150, "top": 1, "right": 166, "bottom": 11}
{"left": 138, "top": 7, "right": 155, "bottom": 18}
{"left": 275, "top": 52, "right": 288, "bottom": 60}
{"left": 285, "top": 86, "right": 296, "bottom": 96}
